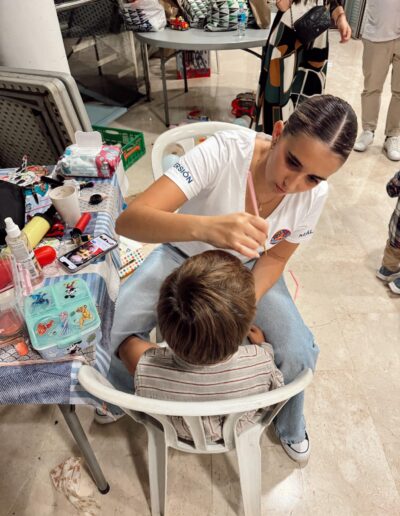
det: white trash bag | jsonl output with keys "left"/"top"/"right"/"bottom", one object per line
{"left": 121, "top": 0, "right": 167, "bottom": 32}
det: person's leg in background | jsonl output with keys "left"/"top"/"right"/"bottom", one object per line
{"left": 290, "top": 30, "right": 329, "bottom": 108}
{"left": 379, "top": 198, "right": 400, "bottom": 293}
{"left": 255, "top": 11, "right": 283, "bottom": 133}
{"left": 256, "top": 40, "right": 286, "bottom": 135}
{"left": 256, "top": 14, "right": 299, "bottom": 134}
{"left": 379, "top": 238, "right": 400, "bottom": 274}
{"left": 250, "top": 272, "right": 319, "bottom": 463}
{"left": 387, "top": 239, "right": 400, "bottom": 294}
{"left": 383, "top": 37, "right": 400, "bottom": 161}
{"left": 355, "top": 39, "right": 392, "bottom": 152}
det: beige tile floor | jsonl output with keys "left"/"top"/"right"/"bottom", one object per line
{"left": 1, "top": 33, "right": 400, "bottom": 516}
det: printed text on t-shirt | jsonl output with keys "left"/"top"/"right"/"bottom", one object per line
{"left": 298, "top": 229, "right": 313, "bottom": 238}
{"left": 173, "top": 162, "right": 193, "bottom": 184}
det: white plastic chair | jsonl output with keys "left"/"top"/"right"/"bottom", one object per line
{"left": 78, "top": 365, "right": 313, "bottom": 516}
{"left": 151, "top": 121, "right": 255, "bottom": 181}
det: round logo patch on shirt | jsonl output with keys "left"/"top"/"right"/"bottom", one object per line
{"left": 270, "top": 229, "right": 291, "bottom": 245}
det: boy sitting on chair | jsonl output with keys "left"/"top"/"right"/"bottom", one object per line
{"left": 118, "top": 250, "right": 283, "bottom": 442}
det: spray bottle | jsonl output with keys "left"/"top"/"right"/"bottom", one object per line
{"left": 4, "top": 217, "right": 44, "bottom": 294}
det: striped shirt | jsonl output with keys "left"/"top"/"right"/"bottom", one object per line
{"left": 134, "top": 343, "right": 284, "bottom": 442}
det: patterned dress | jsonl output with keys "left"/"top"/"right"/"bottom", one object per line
{"left": 255, "top": 0, "right": 343, "bottom": 134}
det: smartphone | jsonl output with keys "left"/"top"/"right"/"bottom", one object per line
{"left": 58, "top": 233, "right": 118, "bottom": 272}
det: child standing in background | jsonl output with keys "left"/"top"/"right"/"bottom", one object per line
{"left": 376, "top": 171, "right": 400, "bottom": 294}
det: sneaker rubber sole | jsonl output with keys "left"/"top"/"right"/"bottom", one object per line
{"left": 353, "top": 131, "right": 374, "bottom": 152}
{"left": 388, "top": 281, "right": 400, "bottom": 294}
{"left": 383, "top": 139, "right": 400, "bottom": 161}
{"left": 280, "top": 433, "right": 311, "bottom": 465}
{"left": 376, "top": 269, "right": 400, "bottom": 282}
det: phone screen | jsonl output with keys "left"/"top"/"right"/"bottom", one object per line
{"left": 59, "top": 234, "right": 117, "bottom": 271}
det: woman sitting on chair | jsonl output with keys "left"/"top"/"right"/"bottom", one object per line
{"left": 107, "top": 94, "right": 357, "bottom": 464}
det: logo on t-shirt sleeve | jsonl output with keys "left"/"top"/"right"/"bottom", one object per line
{"left": 298, "top": 229, "right": 313, "bottom": 238}
{"left": 270, "top": 229, "right": 291, "bottom": 245}
{"left": 173, "top": 162, "right": 193, "bottom": 184}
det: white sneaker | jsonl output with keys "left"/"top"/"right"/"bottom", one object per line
{"left": 280, "top": 432, "right": 311, "bottom": 464}
{"left": 388, "top": 278, "right": 400, "bottom": 294}
{"left": 384, "top": 137, "right": 400, "bottom": 161}
{"left": 354, "top": 130, "right": 374, "bottom": 152}
{"left": 94, "top": 408, "right": 125, "bottom": 424}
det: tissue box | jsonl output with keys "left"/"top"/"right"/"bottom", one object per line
{"left": 24, "top": 278, "right": 100, "bottom": 363}
{"left": 59, "top": 131, "right": 121, "bottom": 178}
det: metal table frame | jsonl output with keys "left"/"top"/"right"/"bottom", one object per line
{"left": 59, "top": 404, "right": 110, "bottom": 493}
{"left": 135, "top": 28, "right": 271, "bottom": 126}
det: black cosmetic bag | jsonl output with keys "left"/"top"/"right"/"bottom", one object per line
{"left": 0, "top": 181, "right": 25, "bottom": 246}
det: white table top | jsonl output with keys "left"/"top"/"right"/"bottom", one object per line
{"left": 134, "top": 27, "right": 270, "bottom": 51}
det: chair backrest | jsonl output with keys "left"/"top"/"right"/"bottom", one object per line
{"left": 78, "top": 365, "right": 312, "bottom": 453}
{"left": 151, "top": 121, "right": 255, "bottom": 181}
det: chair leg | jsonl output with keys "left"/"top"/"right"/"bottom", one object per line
{"left": 235, "top": 425, "right": 262, "bottom": 516}
{"left": 147, "top": 425, "right": 168, "bottom": 516}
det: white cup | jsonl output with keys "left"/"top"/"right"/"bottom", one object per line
{"left": 49, "top": 184, "right": 81, "bottom": 227}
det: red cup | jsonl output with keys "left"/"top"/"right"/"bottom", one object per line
{"left": 0, "top": 255, "right": 14, "bottom": 293}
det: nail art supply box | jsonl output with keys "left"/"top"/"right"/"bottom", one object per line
{"left": 24, "top": 278, "right": 100, "bottom": 363}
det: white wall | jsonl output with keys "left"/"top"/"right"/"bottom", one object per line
{"left": 0, "top": 0, "right": 70, "bottom": 73}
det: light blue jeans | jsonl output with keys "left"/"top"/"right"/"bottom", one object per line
{"left": 108, "top": 244, "right": 319, "bottom": 444}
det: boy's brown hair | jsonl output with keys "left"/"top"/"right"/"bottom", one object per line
{"left": 157, "top": 250, "right": 256, "bottom": 365}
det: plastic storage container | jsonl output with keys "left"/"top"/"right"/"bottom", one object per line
{"left": 0, "top": 288, "right": 27, "bottom": 348}
{"left": 24, "top": 278, "right": 100, "bottom": 362}
{"left": 92, "top": 125, "right": 146, "bottom": 170}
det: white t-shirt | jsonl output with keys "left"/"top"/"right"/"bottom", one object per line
{"left": 164, "top": 130, "right": 328, "bottom": 259}
{"left": 362, "top": 0, "right": 400, "bottom": 43}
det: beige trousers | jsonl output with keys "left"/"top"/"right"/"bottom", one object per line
{"left": 382, "top": 239, "right": 400, "bottom": 271}
{"left": 361, "top": 37, "right": 400, "bottom": 137}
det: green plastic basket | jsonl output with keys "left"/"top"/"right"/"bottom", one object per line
{"left": 92, "top": 125, "right": 146, "bottom": 170}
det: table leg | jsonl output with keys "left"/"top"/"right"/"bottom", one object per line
{"left": 58, "top": 404, "right": 110, "bottom": 494}
{"left": 127, "top": 31, "right": 139, "bottom": 78}
{"left": 140, "top": 42, "right": 151, "bottom": 101}
{"left": 160, "top": 48, "right": 170, "bottom": 127}
{"left": 182, "top": 51, "right": 188, "bottom": 93}
{"left": 243, "top": 48, "right": 262, "bottom": 60}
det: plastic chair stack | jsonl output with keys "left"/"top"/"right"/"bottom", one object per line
{"left": 0, "top": 67, "right": 91, "bottom": 167}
